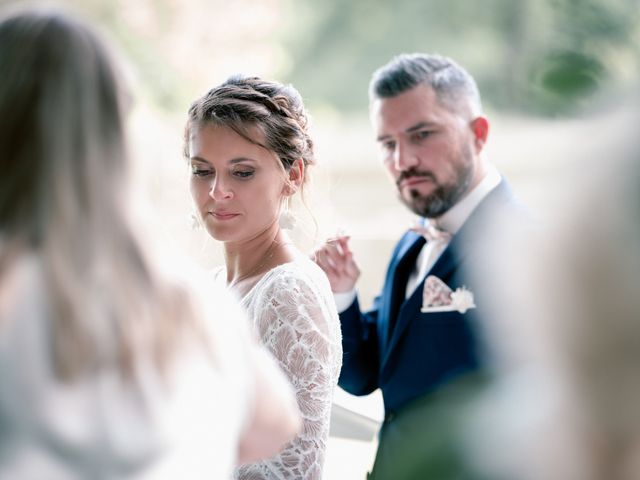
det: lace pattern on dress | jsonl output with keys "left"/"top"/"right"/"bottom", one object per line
{"left": 233, "top": 256, "right": 342, "bottom": 480}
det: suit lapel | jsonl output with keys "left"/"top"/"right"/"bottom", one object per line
{"left": 382, "top": 242, "right": 461, "bottom": 367}
{"left": 381, "top": 180, "right": 517, "bottom": 369}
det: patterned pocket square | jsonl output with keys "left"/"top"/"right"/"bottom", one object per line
{"left": 420, "top": 275, "right": 476, "bottom": 314}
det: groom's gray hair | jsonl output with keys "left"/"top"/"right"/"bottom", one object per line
{"left": 369, "top": 53, "right": 482, "bottom": 116}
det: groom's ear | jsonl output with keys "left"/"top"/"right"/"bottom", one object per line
{"left": 470, "top": 116, "right": 489, "bottom": 153}
{"left": 283, "top": 158, "right": 304, "bottom": 196}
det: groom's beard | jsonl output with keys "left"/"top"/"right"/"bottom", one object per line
{"left": 398, "top": 146, "right": 475, "bottom": 219}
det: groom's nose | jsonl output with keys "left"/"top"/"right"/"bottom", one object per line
{"left": 394, "top": 142, "right": 419, "bottom": 171}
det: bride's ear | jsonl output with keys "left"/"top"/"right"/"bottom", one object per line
{"left": 283, "top": 158, "right": 304, "bottom": 196}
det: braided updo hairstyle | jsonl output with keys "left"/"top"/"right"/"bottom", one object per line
{"left": 184, "top": 75, "right": 315, "bottom": 183}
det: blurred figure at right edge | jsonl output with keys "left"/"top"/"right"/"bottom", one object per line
{"left": 465, "top": 95, "right": 640, "bottom": 480}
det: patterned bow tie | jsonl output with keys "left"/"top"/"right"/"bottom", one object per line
{"left": 410, "top": 222, "right": 452, "bottom": 243}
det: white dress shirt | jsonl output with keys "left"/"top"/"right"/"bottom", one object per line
{"left": 334, "top": 166, "right": 501, "bottom": 312}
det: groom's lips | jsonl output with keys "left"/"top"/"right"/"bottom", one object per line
{"left": 399, "top": 176, "right": 434, "bottom": 189}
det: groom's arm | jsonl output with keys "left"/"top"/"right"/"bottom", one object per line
{"left": 338, "top": 296, "right": 381, "bottom": 396}
{"left": 312, "top": 235, "right": 380, "bottom": 394}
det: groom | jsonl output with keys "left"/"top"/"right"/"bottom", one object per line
{"left": 314, "top": 53, "right": 525, "bottom": 478}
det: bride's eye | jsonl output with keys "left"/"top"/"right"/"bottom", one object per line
{"left": 233, "top": 169, "right": 254, "bottom": 179}
{"left": 192, "top": 168, "right": 213, "bottom": 177}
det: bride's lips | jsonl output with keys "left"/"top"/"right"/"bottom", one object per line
{"left": 209, "top": 211, "right": 240, "bottom": 220}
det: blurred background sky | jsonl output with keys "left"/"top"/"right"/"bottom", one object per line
{"left": 5, "top": 0, "right": 638, "bottom": 476}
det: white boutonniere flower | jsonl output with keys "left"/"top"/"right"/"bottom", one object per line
{"left": 420, "top": 275, "right": 476, "bottom": 314}
{"left": 449, "top": 287, "right": 476, "bottom": 314}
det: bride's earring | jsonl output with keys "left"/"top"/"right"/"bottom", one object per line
{"left": 189, "top": 211, "right": 202, "bottom": 231}
{"left": 279, "top": 197, "right": 296, "bottom": 230}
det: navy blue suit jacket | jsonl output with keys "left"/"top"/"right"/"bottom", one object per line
{"left": 338, "top": 180, "right": 523, "bottom": 413}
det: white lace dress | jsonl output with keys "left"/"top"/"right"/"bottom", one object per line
{"left": 223, "top": 255, "right": 342, "bottom": 480}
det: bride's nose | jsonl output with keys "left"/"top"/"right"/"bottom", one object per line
{"left": 209, "top": 177, "right": 233, "bottom": 200}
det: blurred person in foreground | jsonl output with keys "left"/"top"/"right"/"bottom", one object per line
{"left": 313, "top": 53, "right": 526, "bottom": 478}
{"left": 184, "top": 76, "right": 342, "bottom": 479}
{"left": 465, "top": 97, "right": 640, "bottom": 480}
{"left": 0, "top": 6, "right": 299, "bottom": 479}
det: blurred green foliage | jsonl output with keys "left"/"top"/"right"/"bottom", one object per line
{"left": 280, "top": 0, "right": 640, "bottom": 115}
{"left": 51, "top": 0, "right": 640, "bottom": 117}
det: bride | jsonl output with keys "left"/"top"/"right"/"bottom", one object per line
{"left": 184, "top": 75, "right": 342, "bottom": 479}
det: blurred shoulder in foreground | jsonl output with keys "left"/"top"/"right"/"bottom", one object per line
{"left": 465, "top": 93, "right": 640, "bottom": 480}
{"left": 0, "top": 5, "right": 299, "bottom": 479}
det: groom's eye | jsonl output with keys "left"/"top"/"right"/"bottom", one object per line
{"left": 382, "top": 140, "right": 396, "bottom": 152}
{"left": 412, "top": 131, "right": 432, "bottom": 142}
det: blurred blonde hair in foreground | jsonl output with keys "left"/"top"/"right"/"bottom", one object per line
{"left": 0, "top": 2, "right": 191, "bottom": 379}
{"left": 466, "top": 93, "right": 640, "bottom": 480}
{"left": 0, "top": 4, "right": 299, "bottom": 478}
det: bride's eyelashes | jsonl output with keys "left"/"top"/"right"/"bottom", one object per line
{"left": 190, "top": 167, "right": 256, "bottom": 179}
{"left": 191, "top": 168, "right": 212, "bottom": 177}
{"left": 232, "top": 168, "right": 255, "bottom": 179}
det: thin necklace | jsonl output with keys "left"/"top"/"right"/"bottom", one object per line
{"left": 227, "top": 239, "right": 280, "bottom": 289}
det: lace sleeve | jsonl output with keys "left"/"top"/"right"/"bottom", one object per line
{"left": 235, "top": 263, "right": 342, "bottom": 480}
